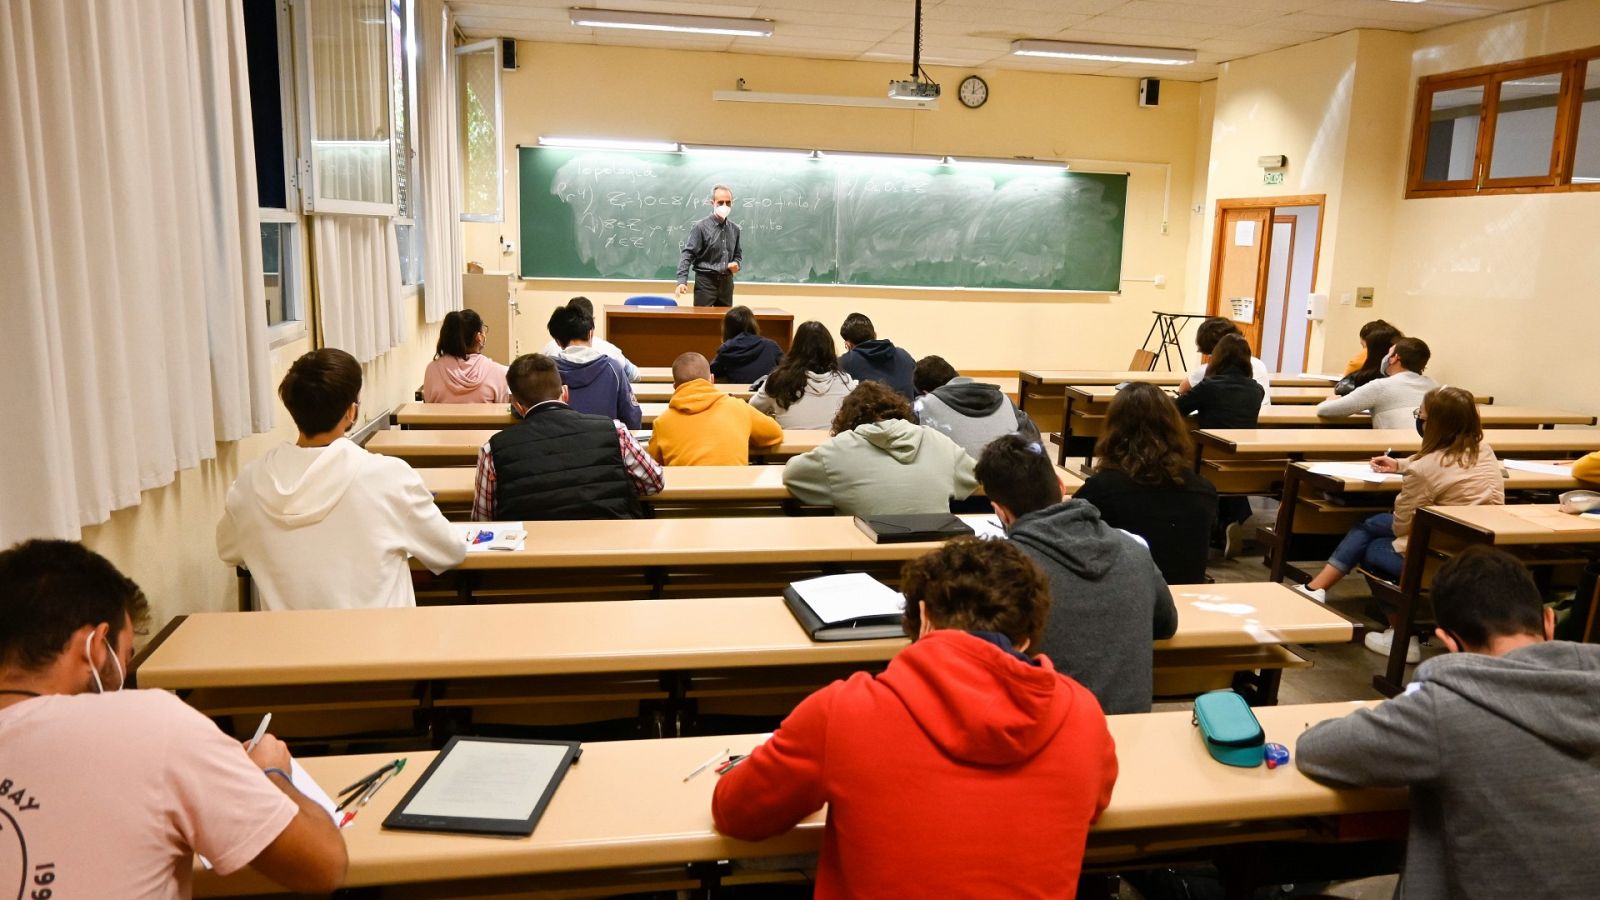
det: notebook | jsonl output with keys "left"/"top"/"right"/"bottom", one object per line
{"left": 782, "top": 573, "right": 907, "bottom": 642}
{"left": 853, "top": 513, "right": 973, "bottom": 544}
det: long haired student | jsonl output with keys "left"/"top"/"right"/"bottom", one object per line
{"left": 748, "top": 320, "right": 856, "bottom": 429}
{"left": 422, "top": 309, "right": 510, "bottom": 403}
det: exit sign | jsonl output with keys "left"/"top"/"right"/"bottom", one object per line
{"left": 1263, "top": 171, "right": 1285, "bottom": 185}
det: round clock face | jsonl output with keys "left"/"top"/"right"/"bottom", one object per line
{"left": 959, "top": 75, "right": 988, "bottom": 109}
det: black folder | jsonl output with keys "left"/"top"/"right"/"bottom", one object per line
{"left": 782, "top": 580, "right": 907, "bottom": 643}
{"left": 852, "top": 513, "right": 974, "bottom": 544}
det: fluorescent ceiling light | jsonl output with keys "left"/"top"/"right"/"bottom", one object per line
{"left": 1383, "top": 1, "right": 1427, "bottom": 4}
{"left": 1011, "top": 39, "right": 1196, "bottom": 66}
{"left": 817, "top": 150, "right": 945, "bottom": 166}
{"left": 569, "top": 8, "right": 774, "bottom": 37}
{"left": 946, "top": 156, "right": 1069, "bottom": 171}
{"left": 538, "top": 135, "right": 681, "bottom": 153}
{"left": 682, "top": 143, "right": 818, "bottom": 160}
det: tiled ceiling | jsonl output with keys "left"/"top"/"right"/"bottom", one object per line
{"left": 451, "top": 0, "right": 1555, "bottom": 82}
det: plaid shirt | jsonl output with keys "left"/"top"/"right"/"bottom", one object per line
{"left": 473, "top": 411, "right": 664, "bottom": 521}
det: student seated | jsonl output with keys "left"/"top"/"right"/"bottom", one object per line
{"left": 1297, "top": 387, "right": 1504, "bottom": 662}
{"left": 1298, "top": 546, "right": 1600, "bottom": 899}
{"left": 748, "top": 320, "right": 857, "bottom": 429}
{"left": 836, "top": 311, "right": 917, "bottom": 400}
{"left": 1176, "top": 333, "right": 1263, "bottom": 553}
{"left": 421, "top": 308, "right": 509, "bottom": 403}
{"left": 539, "top": 296, "right": 640, "bottom": 382}
{"left": 473, "top": 354, "right": 662, "bottom": 521}
{"left": 1176, "top": 317, "right": 1271, "bottom": 406}
{"left": 1575, "top": 449, "right": 1600, "bottom": 482}
{"left": 218, "top": 349, "right": 465, "bottom": 610}
{"left": 783, "top": 381, "right": 976, "bottom": 516}
{"left": 1077, "top": 383, "right": 1219, "bottom": 585}
{"left": 912, "top": 354, "right": 1040, "bottom": 459}
{"left": 547, "top": 305, "right": 642, "bottom": 430}
{"left": 976, "top": 435, "right": 1177, "bottom": 714}
{"left": 1316, "top": 336, "right": 1437, "bottom": 429}
{"left": 712, "top": 537, "right": 1117, "bottom": 898}
{"left": 0, "top": 539, "right": 348, "bottom": 895}
{"left": 1341, "top": 318, "right": 1400, "bottom": 378}
{"left": 648, "top": 352, "right": 783, "bottom": 465}
{"left": 709, "top": 305, "right": 783, "bottom": 384}
{"left": 1335, "top": 321, "right": 1402, "bottom": 395}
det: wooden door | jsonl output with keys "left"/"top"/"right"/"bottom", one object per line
{"left": 1208, "top": 207, "right": 1273, "bottom": 356}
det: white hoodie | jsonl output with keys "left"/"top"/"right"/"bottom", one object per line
{"left": 217, "top": 438, "right": 465, "bottom": 611}
{"left": 748, "top": 370, "right": 857, "bottom": 430}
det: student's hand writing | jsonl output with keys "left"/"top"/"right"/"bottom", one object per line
{"left": 247, "top": 733, "right": 293, "bottom": 773}
{"left": 1370, "top": 455, "right": 1400, "bottom": 474}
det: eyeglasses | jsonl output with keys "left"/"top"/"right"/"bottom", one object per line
{"left": 1412, "top": 408, "right": 1425, "bottom": 421}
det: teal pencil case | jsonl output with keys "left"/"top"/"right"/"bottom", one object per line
{"left": 1193, "top": 690, "right": 1265, "bottom": 768}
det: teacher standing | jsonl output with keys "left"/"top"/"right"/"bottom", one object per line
{"left": 675, "top": 183, "right": 742, "bottom": 307}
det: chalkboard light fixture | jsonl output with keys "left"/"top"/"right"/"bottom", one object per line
{"left": 682, "top": 143, "right": 820, "bottom": 161}
{"left": 532, "top": 137, "right": 1073, "bottom": 173}
{"left": 537, "top": 135, "right": 681, "bottom": 153}
{"left": 568, "top": 8, "right": 775, "bottom": 38}
{"left": 1011, "top": 39, "right": 1197, "bottom": 66}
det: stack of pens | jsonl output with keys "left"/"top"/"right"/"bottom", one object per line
{"left": 336, "top": 758, "right": 406, "bottom": 828}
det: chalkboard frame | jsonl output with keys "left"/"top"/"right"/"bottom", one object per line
{"left": 517, "top": 145, "right": 1128, "bottom": 294}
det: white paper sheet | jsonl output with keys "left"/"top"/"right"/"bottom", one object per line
{"left": 1504, "top": 460, "right": 1576, "bottom": 477}
{"left": 1234, "top": 221, "right": 1256, "bottom": 246}
{"left": 453, "top": 523, "right": 527, "bottom": 552}
{"left": 966, "top": 515, "right": 1008, "bottom": 541}
{"left": 788, "top": 573, "right": 905, "bottom": 625}
{"left": 1306, "top": 461, "right": 1402, "bottom": 484}
{"left": 401, "top": 740, "right": 570, "bottom": 821}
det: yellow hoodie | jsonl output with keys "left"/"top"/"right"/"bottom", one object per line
{"left": 648, "top": 378, "right": 784, "bottom": 465}
{"left": 1574, "top": 451, "right": 1600, "bottom": 483}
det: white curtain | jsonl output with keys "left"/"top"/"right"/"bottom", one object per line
{"left": 314, "top": 214, "right": 406, "bottom": 363}
{"left": 415, "top": 0, "right": 461, "bottom": 321}
{"left": 0, "top": 0, "right": 273, "bottom": 545}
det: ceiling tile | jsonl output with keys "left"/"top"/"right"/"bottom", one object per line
{"left": 1107, "top": 1, "right": 1286, "bottom": 28}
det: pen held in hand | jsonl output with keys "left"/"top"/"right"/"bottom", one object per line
{"left": 245, "top": 713, "right": 272, "bottom": 752}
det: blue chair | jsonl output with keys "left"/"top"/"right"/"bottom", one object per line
{"left": 624, "top": 295, "right": 677, "bottom": 307}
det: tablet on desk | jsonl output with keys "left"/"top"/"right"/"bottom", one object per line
{"left": 383, "top": 737, "right": 580, "bottom": 837}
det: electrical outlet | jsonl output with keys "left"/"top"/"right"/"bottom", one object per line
{"left": 1152, "top": 274, "right": 1167, "bottom": 288}
{"left": 1355, "top": 286, "right": 1374, "bottom": 308}
{"left": 1339, "top": 292, "right": 1353, "bottom": 306}
{"left": 502, "top": 239, "right": 515, "bottom": 255}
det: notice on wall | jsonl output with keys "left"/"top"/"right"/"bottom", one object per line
{"left": 1233, "top": 220, "right": 1256, "bottom": 246}
{"left": 1230, "top": 296, "right": 1256, "bottom": 322}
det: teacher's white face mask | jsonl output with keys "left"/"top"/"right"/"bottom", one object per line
{"left": 713, "top": 204, "right": 731, "bottom": 220}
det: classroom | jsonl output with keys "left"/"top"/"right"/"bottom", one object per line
{"left": 3, "top": 0, "right": 1599, "bottom": 897}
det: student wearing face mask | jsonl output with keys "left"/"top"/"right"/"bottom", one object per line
{"left": 0, "top": 540, "right": 348, "bottom": 897}
{"left": 1314, "top": 336, "right": 1438, "bottom": 429}
{"left": 675, "top": 183, "right": 743, "bottom": 307}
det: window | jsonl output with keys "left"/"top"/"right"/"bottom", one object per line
{"left": 457, "top": 40, "right": 503, "bottom": 222}
{"left": 1407, "top": 45, "right": 1600, "bottom": 197}
{"left": 296, "top": 0, "right": 398, "bottom": 215}
{"left": 391, "top": 0, "right": 423, "bottom": 284}
{"left": 243, "top": 0, "right": 306, "bottom": 335}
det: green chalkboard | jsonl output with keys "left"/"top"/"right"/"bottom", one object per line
{"left": 519, "top": 147, "right": 1126, "bottom": 292}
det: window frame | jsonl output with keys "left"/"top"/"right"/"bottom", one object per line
{"left": 1405, "top": 43, "right": 1600, "bottom": 199}
{"left": 261, "top": 209, "right": 310, "bottom": 346}
{"left": 249, "top": 0, "right": 309, "bottom": 344}
{"left": 393, "top": 0, "right": 424, "bottom": 286}
{"left": 456, "top": 38, "right": 504, "bottom": 224}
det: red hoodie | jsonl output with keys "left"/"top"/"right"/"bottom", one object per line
{"left": 712, "top": 630, "right": 1117, "bottom": 898}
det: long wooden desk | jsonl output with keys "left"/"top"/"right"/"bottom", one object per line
{"left": 1020, "top": 370, "right": 1342, "bottom": 434}
{"left": 193, "top": 701, "right": 1402, "bottom": 898}
{"left": 1192, "top": 427, "right": 1600, "bottom": 496}
{"left": 605, "top": 305, "right": 793, "bottom": 367}
{"left": 1380, "top": 503, "right": 1600, "bottom": 696}
{"left": 392, "top": 402, "right": 669, "bottom": 429}
{"left": 638, "top": 366, "right": 673, "bottom": 383}
{"left": 419, "top": 464, "right": 1083, "bottom": 518}
{"left": 367, "top": 429, "right": 829, "bottom": 466}
{"left": 1264, "top": 460, "right": 1588, "bottom": 584}
{"left": 136, "top": 584, "right": 1353, "bottom": 732}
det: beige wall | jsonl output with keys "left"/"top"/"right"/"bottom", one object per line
{"left": 80, "top": 297, "right": 440, "bottom": 633}
{"left": 469, "top": 43, "right": 1208, "bottom": 370}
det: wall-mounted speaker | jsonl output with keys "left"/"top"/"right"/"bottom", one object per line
{"left": 501, "top": 38, "right": 518, "bottom": 70}
{"left": 1139, "top": 77, "right": 1160, "bottom": 108}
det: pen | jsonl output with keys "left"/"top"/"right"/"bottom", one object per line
{"left": 245, "top": 713, "right": 272, "bottom": 752}
{"left": 684, "top": 748, "right": 729, "bottom": 782}
{"left": 340, "top": 760, "right": 405, "bottom": 828}
{"left": 338, "top": 759, "right": 400, "bottom": 802}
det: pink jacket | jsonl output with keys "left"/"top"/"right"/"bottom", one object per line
{"left": 422, "top": 354, "right": 509, "bottom": 404}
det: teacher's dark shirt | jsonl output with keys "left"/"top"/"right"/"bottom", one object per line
{"left": 677, "top": 214, "right": 742, "bottom": 283}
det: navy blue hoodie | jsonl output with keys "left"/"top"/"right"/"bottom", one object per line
{"left": 839, "top": 338, "right": 917, "bottom": 401}
{"left": 554, "top": 348, "right": 641, "bottom": 430}
{"left": 710, "top": 332, "right": 784, "bottom": 384}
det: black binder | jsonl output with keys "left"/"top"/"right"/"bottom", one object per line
{"left": 782, "top": 585, "right": 906, "bottom": 642}
{"left": 853, "top": 513, "right": 974, "bottom": 544}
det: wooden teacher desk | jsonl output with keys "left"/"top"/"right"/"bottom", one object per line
{"left": 1379, "top": 503, "right": 1600, "bottom": 696}
{"left": 1264, "top": 460, "right": 1588, "bottom": 584}
{"left": 367, "top": 428, "right": 828, "bottom": 466}
{"left": 137, "top": 584, "right": 1352, "bottom": 740}
{"left": 192, "top": 702, "right": 1401, "bottom": 899}
{"left": 604, "top": 305, "right": 793, "bottom": 367}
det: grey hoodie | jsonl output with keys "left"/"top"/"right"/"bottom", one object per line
{"left": 1298, "top": 641, "right": 1600, "bottom": 900}
{"left": 1006, "top": 499, "right": 1177, "bottom": 714}
{"left": 782, "top": 419, "right": 977, "bottom": 517}
{"left": 915, "top": 377, "right": 1041, "bottom": 459}
{"left": 749, "top": 369, "right": 857, "bottom": 430}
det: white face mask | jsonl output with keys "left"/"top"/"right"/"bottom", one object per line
{"left": 86, "top": 631, "right": 124, "bottom": 694}
{"left": 713, "top": 203, "right": 731, "bottom": 220}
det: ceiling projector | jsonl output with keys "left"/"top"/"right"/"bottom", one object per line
{"left": 888, "top": 79, "right": 940, "bottom": 100}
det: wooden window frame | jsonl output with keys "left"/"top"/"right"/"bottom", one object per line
{"left": 1405, "top": 43, "right": 1600, "bottom": 199}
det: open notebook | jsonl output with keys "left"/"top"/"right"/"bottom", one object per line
{"left": 782, "top": 573, "right": 907, "bottom": 642}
